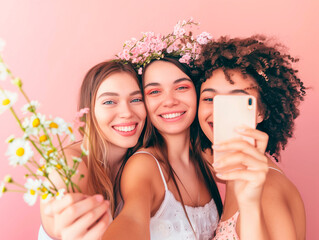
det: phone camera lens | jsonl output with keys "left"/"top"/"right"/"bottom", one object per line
{"left": 248, "top": 97, "right": 253, "bottom": 106}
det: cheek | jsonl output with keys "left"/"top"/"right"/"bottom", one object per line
{"left": 137, "top": 105, "right": 147, "bottom": 120}
{"left": 198, "top": 102, "right": 212, "bottom": 122}
{"left": 94, "top": 106, "right": 112, "bottom": 126}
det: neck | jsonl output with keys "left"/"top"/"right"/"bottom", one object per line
{"left": 107, "top": 143, "right": 127, "bottom": 183}
{"left": 162, "top": 130, "right": 191, "bottom": 167}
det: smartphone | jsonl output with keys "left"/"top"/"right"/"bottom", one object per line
{"left": 213, "top": 95, "right": 257, "bottom": 162}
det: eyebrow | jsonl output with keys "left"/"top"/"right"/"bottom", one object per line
{"left": 201, "top": 88, "right": 250, "bottom": 95}
{"left": 144, "top": 77, "right": 192, "bottom": 89}
{"left": 97, "top": 90, "right": 142, "bottom": 99}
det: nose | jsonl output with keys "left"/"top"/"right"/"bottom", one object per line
{"left": 163, "top": 92, "right": 179, "bottom": 108}
{"left": 119, "top": 102, "right": 133, "bottom": 118}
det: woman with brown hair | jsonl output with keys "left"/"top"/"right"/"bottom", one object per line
{"left": 100, "top": 57, "right": 223, "bottom": 240}
{"left": 39, "top": 60, "right": 146, "bottom": 239}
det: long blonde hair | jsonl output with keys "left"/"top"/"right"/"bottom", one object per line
{"left": 78, "top": 60, "right": 142, "bottom": 214}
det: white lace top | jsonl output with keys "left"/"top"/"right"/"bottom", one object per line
{"left": 135, "top": 151, "right": 219, "bottom": 240}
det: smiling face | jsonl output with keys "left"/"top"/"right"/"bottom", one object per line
{"left": 198, "top": 68, "right": 264, "bottom": 142}
{"left": 143, "top": 60, "right": 197, "bottom": 136}
{"left": 94, "top": 72, "right": 146, "bottom": 149}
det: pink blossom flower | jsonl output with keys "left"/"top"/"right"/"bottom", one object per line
{"left": 179, "top": 54, "right": 191, "bottom": 64}
{"left": 138, "top": 67, "right": 143, "bottom": 75}
{"left": 74, "top": 108, "right": 89, "bottom": 128}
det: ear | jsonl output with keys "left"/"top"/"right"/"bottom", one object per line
{"left": 256, "top": 112, "right": 264, "bottom": 124}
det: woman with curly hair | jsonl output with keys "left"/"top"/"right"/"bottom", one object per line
{"left": 195, "top": 35, "right": 306, "bottom": 239}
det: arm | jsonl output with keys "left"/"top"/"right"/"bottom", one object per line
{"left": 260, "top": 169, "right": 306, "bottom": 240}
{"left": 40, "top": 146, "right": 110, "bottom": 239}
{"left": 102, "top": 153, "right": 158, "bottom": 240}
{"left": 213, "top": 127, "right": 270, "bottom": 240}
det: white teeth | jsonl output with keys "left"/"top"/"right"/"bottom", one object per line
{"left": 113, "top": 125, "right": 136, "bottom": 132}
{"left": 161, "top": 112, "right": 183, "bottom": 119}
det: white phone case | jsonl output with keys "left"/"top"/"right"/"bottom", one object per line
{"left": 213, "top": 95, "right": 257, "bottom": 162}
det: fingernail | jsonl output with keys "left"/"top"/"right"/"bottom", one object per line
{"left": 95, "top": 195, "right": 104, "bottom": 202}
{"left": 216, "top": 173, "right": 223, "bottom": 178}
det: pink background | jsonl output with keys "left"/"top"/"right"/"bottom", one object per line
{"left": 0, "top": 0, "right": 318, "bottom": 239}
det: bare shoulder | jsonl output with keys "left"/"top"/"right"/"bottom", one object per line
{"left": 261, "top": 162, "right": 306, "bottom": 239}
{"left": 121, "top": 148, "right": 162, "bottom": 188}
{"left": 119, "top": 148, "right": 165, "bottom": 219}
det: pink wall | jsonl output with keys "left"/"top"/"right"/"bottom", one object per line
{"left": 0, "top": 0, "right": 318, "bottom": 239}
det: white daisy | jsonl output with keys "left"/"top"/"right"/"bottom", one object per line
{"left": 49, "top": 158, "right": 66, "bottom": 171}
{"left": 55, "top": 188, "right": 66, "bottom": 200}
{"left": 40, "top": 192, "right": 53, "bottom": 203}
{"left": 81, "top": 143, "right": 89, "bottom": 156}
{"left": 72, "top": 156, "right": 82, "bottom": 163}
{"left": 46, "top": 117, "right": 68, "bottom": 135}
{"left": 21, "top": 100, "right": 40, "bottom": 114}
{"left": 23, "top": 178, "right": 42, "bottom": 206}
{"left": 65, "top": 123, "right": 75, "bottom": 141}
{"left": 39, "top": 180, "right": 53, "bottom": 203}
{"left": 22, "top": 113, "right": 46, "bottom": 137}
{"left": 0, "top": 90, "right": 18, "bottom": 114}
{"left": 6, "top": 138, "right": 34, "bottom": 166}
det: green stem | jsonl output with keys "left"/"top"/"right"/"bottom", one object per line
{"left": 28, "top": 138, "right": 46, "bottom": 160}
{"left": 10, "top": 181, "right": 25, "bottom": 189}
{"left": 57, "top": 135, "right": 67, "bottom": 163}
{"left": 7, "top": 189, "right": 26, "bottom": 193}
{"left": 24, "top": 164, "right": 39, "bottom": 179}
{"left": 18, "top": 86, "right": 31, "bottom": 103}
{"left": 9, "top": 107, "right": 24, "bottom": 131}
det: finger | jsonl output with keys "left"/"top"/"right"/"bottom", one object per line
{"left": 213, "top": 152, "right": 268, "bottom": 172}
{"left": 213, "top": 140, "right": 267, "bottom": 163}
{"left": 216, "top": 168, "right": 268, "bottom": 183}
{"left": 57, "top": 195, "right": 106, "bottom": 229}
{"left": 44, "top": 193, "right": 88, "bottom": 216}
{"left": 235, "top": 127, "right": 269, "bottom": 152}
{"left": 82, "top": 209, "right": 112, "bottom": 240}
{"left": 61, "top": 200, "right": 109, "bottom": 239}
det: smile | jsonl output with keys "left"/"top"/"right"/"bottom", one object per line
{"left": 160, "top": 112, "right": 185, "bottom": 119}
{"left": 112, "top": 124, "right": 137, "bottom": 132}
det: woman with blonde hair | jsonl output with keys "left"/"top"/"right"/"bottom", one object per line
{"left": 39, "top": 60, "right": 146, "bottom": 239}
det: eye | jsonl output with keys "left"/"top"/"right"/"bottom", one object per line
{"left": 202, "top": 97, "right": 213, "bottom": 102}
{"left": 176, "top": 85, "right": 190, "bottom": 91}
{"left": 146, "top": 89, "right": 161, "bottom": 95}
{"left": 131, "top": 98, "right": 143, "bottom": 103}
{"left": 103, "top": 100, "right": 115, "bottom": 105}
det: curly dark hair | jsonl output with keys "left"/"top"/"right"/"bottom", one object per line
{"left": 194, "top": 35, "right": 306, "bottom": 160}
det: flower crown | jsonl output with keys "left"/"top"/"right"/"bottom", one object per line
{"left": 116, "top": 18, "right": 212, "bottom": 74}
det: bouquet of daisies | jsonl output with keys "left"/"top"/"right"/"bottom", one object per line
{"left": 0, "top": 38, "right": 85, "bottom": 206}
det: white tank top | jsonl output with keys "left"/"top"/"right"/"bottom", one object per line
{"left": 134, "top": 151, "right": 219, "bottom": 240}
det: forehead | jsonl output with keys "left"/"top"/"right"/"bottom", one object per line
{"left": 97, "top": 72, "right": 139, "bottom": 93}
{"left": 143, "top": 60, "right": 189, "bottom": 85}
{"left": 201, "top": 68, "right": 257, "bottom": 91}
